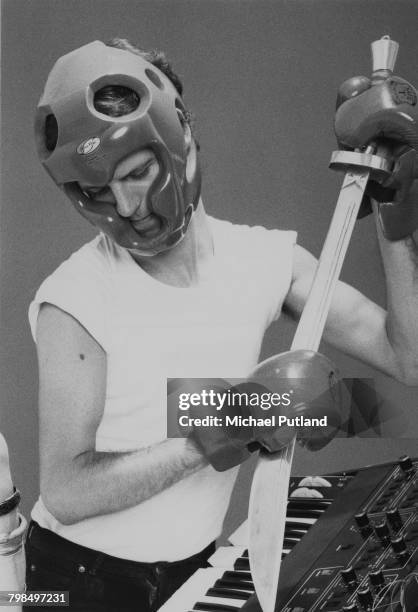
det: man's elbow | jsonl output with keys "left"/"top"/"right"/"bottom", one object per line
{"left": 41, "top": 481, "right": 84, "bottom": 526}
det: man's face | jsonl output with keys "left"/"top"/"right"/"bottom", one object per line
{"left": 78, "top": 149, "right": 161, "bottom": 239}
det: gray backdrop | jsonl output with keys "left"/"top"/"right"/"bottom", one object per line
{"left": 1, "top": 0, "right": 417, "bottom": 534}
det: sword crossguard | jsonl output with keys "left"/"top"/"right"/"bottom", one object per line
{"left": 329, "top": 149, "right": 392, "bottom": 181}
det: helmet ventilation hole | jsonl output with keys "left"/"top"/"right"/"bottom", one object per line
{"left": 145, "top": 68, "right": 164, "bottom": 90}
{"left": 45, "top": 114, "right": 58, "bottom": 152}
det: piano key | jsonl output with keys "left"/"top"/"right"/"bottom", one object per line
{"left": 222, "top": 571, "right": 252, "bottom": 582}
{"left": 286, "top": 520, "right": 312, "bottom": 529}
{"left": 286, "top": 508, "right": 323, "bottom": 519}
{"left": 285, "top": 527, "right": 309, "bottom": 536}
{"left": 287, "top": 499, "right": 331, "bottom": 511}
{"left": 205, "top": 587, "right": 251, "bottom": 600}
{"left": 193, "top": 593, "right": 247, "bottom": 609}
{"left": 213, "top": 575, "right": 254, "bottom": 590}
{"left": 192, "top": 605, "right": 241, "bottom": 611}
{"left": 158, "top": 568, "right": 247, "bottom": 612}
{"left": 285, "top": 515, "right": 316, "bottom": 525}
{"left": 298, "top": 476, "right": 332, "bottom": 487}
{"left": 209, "top": 546, "right": 247, "bottom": 568}
{"left": 233, "top": 556, "right": 250, "bottom": 571}
{"left": 290, "top": 486, "right": 324, "bottom": 497}
{"left": 283, "top": 537, "right": 301, "bottom": 548}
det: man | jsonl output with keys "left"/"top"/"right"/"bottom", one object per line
{"left": 25, "top": 38, "right": 418, "bottom": 610}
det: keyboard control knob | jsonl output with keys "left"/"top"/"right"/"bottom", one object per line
{"left": 386, "top": 508, "right": 403, "bottom": 530}
{"left": 342, "top": 603, "right": 359, "bottom": 612}
{"left": 399, "top": 455, "right": 414, "bottom": 476}
{"left": 355, "top": 511, "right": 370, "bottom": 530}
{"left": 341, "top": 566, "right": 358, "bottom": 587}
{"left": 368, "top": 568, "right": 385, "bottom": 590}
{"left": 390, "top": 535, "right": 408, "bottom": 556}
{"left": 374, "top": 520, "right": 390, "bottom": 541}
{"left": 357, "top": 586, "right": 374, "bottom": 610}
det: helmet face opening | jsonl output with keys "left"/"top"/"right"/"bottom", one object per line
{"left": 35, "top": 41, "right": 201, "bottom": 256}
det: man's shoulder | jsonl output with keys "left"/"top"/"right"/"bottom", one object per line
{"left": 52, "top": 234, "right": 113, "bottom": 277}
{"left": 65, "top": 233, "right": 112, "bottom": 263}
{"left": 29, "top": 234, "right": 114, "bottom": 350}
{"left": 36, "top": 234, "right": 115, "bottom": 296}
{"left": 208, "top": 215, "right": 297, "bottom": 251}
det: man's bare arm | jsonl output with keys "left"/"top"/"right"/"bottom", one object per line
{"left": 37, "top": 303, "right": 207, "bottom": 526}
{"left": 284, "top": 239, "right": 418, "bottom": 385}
{"left": 374, "top": 211, "right": 418, "bottom": 384}
{"left": 0, "top": 433, "right": 19, "bottom": 535}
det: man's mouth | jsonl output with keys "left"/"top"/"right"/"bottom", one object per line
{"left": 131, "top": 213, "right": 162, "bottom": 236}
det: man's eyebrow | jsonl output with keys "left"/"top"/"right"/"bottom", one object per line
{"left": 116, "top": 157, "right": 157, "bottom": 179}
{"left": 130, "top": 158, "right": 155, "bottom": 172}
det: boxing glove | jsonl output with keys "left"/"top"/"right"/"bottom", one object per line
{"left": 178, "top": 351, "right": 348, "bottom": 471}
{"left": 335, "top": 74, "right": 418, "bottom": 239}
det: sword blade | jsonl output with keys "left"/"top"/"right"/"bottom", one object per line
{"left": 292, "top": 167, "right": 371, "bottom": 352}
{"left": 248, "top": 167, "right": 371, "bottom": 612}
{"left": 248, "top": 443, "right": 295, "bottom": 612}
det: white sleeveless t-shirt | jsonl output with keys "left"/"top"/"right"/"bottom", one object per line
{"left": 28, "top": 217, "right": 297, "bottom": 562}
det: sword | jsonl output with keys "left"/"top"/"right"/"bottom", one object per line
{"left": 247, "top": 36, "right": 398, "bottom": 612}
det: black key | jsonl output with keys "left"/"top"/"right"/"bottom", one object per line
{"left": 193, "top": 603, "right": 241, "bottom": 611}
{"left": 234, "top": 557, "right": 250, "bottom": 571}
{"left": 283, "top": 538, "right": 300, "bottom": 548}
{"left": 222, "top": 570, "right": 252, "bottom": 581}
{"left": 287, "top": 500, "right": 331, "bottom": 511}
{"left": 285, "top": 526, "right": 309, "bottom": 535}
{"left": 285, "top": 522, "right": 313, "bottom": 531}
{"left": 206, "top": 587, "right": 251, "bottom": 600}
{"left": 214, "top": 578, "right": 254, "bottom": 591}
{"left": 219, "top": 574, "right": 254, "bottom": 588}
{"left": 286, "top": 508, "right": 323, "bottom": 519}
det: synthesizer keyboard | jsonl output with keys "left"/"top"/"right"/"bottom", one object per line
{"left": 159, "top": 456, "right": 418, "bottom": 612}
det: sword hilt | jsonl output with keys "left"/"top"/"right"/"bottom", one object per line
{"left": 330, "top": 36, "right": 399, "bottom": 178}
{"left": 371, "top": 35, "right": 399, "bottom": 82}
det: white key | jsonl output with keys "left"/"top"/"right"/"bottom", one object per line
{"left": 298, "top": 476, "right": 332, "bottom": 487}
{"left": 158, "top": 566, "right": 249, "bottom": 611}
{"left": 208, "top": 545, "right": 246, "bottom": 568}
{"left": 286, "top": 516, "right": 316, "bottom": 525}
{"left": 158, "top": 568, "right": 226, "bottom": 611}
{"left": 290, "top": 487, "right": 324, "bottom": 498}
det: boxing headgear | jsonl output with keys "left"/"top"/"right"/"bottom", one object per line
{"left": 34, "top": 41, "right": 201, "bottom": 255}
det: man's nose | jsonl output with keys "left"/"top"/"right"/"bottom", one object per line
{"left": 110, "top": 181, "right": 141, "bottom": 218}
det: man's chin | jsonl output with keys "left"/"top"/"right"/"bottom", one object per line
{"left": 125, "top": 218, "right": 173, "bottom": 256}
{"left": 136, "top": 224, "right": 162, "bottom": 239}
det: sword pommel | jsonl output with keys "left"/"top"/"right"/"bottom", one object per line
{"left": 371, "top": 35, "right": 399, "bottom": 82}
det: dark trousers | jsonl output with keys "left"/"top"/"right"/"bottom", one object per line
{"left": 24, "top": 521, "right": 215, "bottom": 611}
